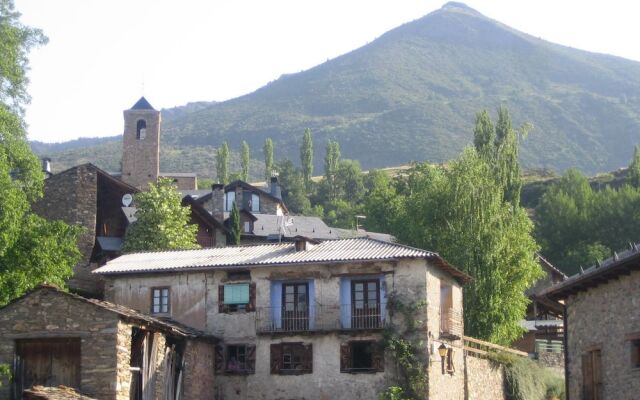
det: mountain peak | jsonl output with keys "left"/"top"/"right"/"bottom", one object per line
{"left": 440, "top": 2, "right": 483, "bottom": 16}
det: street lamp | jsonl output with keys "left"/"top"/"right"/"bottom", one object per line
{"left": 438, "top": 343, "right": 447, "bottom": 374}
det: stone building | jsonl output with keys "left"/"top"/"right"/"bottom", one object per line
{"left": 32, "top": 163, "right": 227, "bottom": 298}
{"left": 0, "top": 285, "right": 217, "bottom": 400}
{"left": 542, "top": 245, "right": 640, "bottom": 400}
{"left": 120, "top": 97, "right": 197, "bottom": 191}
{"left": 94, "top": 237, "right": 471, "bottom": 399}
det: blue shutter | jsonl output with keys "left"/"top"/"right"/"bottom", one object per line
{"left": 224, "top": 284, "right": 249, "bottom": 304}
{"left": 271, "top": 281, "right": 282, "bottom": 330}
{"left": 308, "top": 280, "right": 316, "bottom": 330}
{"left": 340, "top": 278, "right": 351, "bottom": 329}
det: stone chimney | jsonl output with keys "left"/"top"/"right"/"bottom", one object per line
{"left": 41, "top": 157, "right": 52, "bottom": 176}
{"left": 270, "top": 176, "right": 282, "bottom": 200}
{"left": 293, "top": 236, "right": 318, "bottom": 252}
{"left": 211, "top": 183, "right": 225, "bottom": 222}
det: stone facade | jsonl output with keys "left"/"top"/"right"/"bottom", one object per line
{"left": 32, "top": 164, "right": 100, "bottom": 294}
{"left": 564, "top": 269, "right": 640, "bottom": 399}
{"left": 465, "top": 356, "right": 505, "bottom": 400}
{"left": 160, "top": 174, "right": 197, "bottom": 191}
{"left": 104, "top": 257, "right": 467, "bottom": 399}
{"left": 121, "top": 107, "right": 161, "bottom": 190}
{"left": 182, "top": 340, "right": 216, "bottom": 399}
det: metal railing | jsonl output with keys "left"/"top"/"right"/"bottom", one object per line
{"left": 535, "top": 339, "right": 564, "bottom": 354}
{"left": 256, "top": 303, "right": 387, "bottom": 333}
{"left": 440, "top": 308, "right": 463, "bottom": 337}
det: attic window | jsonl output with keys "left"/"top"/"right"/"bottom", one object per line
{"left": 136, "top": 119, "right": 147, "bottom": 140}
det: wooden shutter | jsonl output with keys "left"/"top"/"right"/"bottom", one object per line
{"left": 214, "top": 345, "right": 225, "bottom": 375}
{"left": 246, "top": 283, "right": 257, "bottom": 312}
{"left": 270, "top": 343, "right": 282, "bottom": 374}
{"left": 302, "top": 344, "right": 313, "bottom": 373}
{"left": 373, "top": 343, "right": 385, "bottom": 372}
{"left": 218, "top": 285, "right": 225, "bottom": 313}
{"left": 246, "top": 345, "right": 256, "bottom": 374}
{"left": 340, "top": 343, "right": 351, "bottom": 372}
{"left": 582, "top": 353, "right": 594, "bottom": 400}
{"left": 446, "top": 348, "right": 455, "bottom": 374}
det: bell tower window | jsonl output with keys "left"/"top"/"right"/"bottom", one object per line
{"left": 136, "top": 119, "right": 147, "bottom": 140}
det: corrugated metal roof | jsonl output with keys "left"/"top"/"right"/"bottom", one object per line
{"left": 94, "top": 237, "right": 436, "bottom": 275}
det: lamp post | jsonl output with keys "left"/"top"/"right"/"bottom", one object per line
{"left": 438, "top": 343, "right": 447, "bottom": 374}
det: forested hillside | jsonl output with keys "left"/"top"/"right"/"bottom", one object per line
{"left": 32, "top": 2, "right": 640, "bottom": 177}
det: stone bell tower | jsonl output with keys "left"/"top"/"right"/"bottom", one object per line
{"left": 121, "top": 97, "right": 160, "bottom": 189}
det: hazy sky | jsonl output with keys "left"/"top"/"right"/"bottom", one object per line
{"left": 15, "top": 0, "right": 640, "bottom": 143}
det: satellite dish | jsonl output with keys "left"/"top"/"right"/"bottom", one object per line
{"left": 122, "top": 193, "right": 133, "bottom": 207}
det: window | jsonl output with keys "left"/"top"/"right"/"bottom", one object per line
{"left": 270, "top": 343, "right": 312, "bottom": 375}
{"left": 340, "top": 341, "right": 384, "bottom": 373}
{"left": 151, "top": 287, "right": 169, "bottom": 314}
{"left": 251, "top": 193, "right": 260, "bottom": 212}
{"left": 351, "top": 279, "right": 381, "bottom": 329}
{"left": 440, "top": 282, "right": 455, "bottom": 335}
{"left": 214, "top": 344, "right": 256, "bottom": 375}
{"left": 244, "top": 221, "right": 251, "bottom": 233}
{"left": 136, "top": 119, "right": 146, "bottom": 140}
{"left": 631, "top": 339, "right": 640, "bottom": 368}
{"left": 582, "top": 349, "right": 603, "bottom": 400}
{"left": 224, "top": 191, "right": 236, "bottom": 212}
{"left": 282, "top": 282, "right": 309, "bottom": 331}
{"left": 218, "top": 283, "right": 255, "bottom": 313}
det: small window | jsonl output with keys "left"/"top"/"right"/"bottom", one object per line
{"left": 244, "top": 221, "right": 251, "bottom": 233}
{"left": 270, "top": 343, "right": 312, "bottom": 375}
{"left": 136, "top": 119, "right": 147, "bottom": 140}
{"left": 218, "top": 283, "right": 255, "bottom": 313}
{"left": 631, "top": 339, "right": 640, "bottom": 368}
{"left": 214, "top": 344, "right": 256, "bottom": 375}
{"left": 225, "top": 191, "right": 236, "bottom": 212}
{"left": 151, "top": 287, "right": 169, "bottom": 314}
{"left": 251, "top": 193, "right": 260, "bottom": 212}
{"left": 340, "top": 340, "right": 383, "bottom": 373}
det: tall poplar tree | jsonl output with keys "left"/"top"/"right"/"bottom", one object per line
{"left": 300, "top": 128, "right": 313, "bottom": 189}
{"left": 263, "top": 138, "right": 274, "bottom": 182}
{"left": 324, "top": 140, "right": 340, "bottom": 200}
{"left": 241, "top": 140, "right": 250, "bottom": 181}
{"left": 228, "top": 202, "right": 241, "bottom": 245}
{"left": 627, "top": 144, "right": 640, "bottom": 187}
{"left": 216, "top": 141, "right": 230, "bottom": 184}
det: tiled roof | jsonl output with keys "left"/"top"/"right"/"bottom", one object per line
{"left": 94, "top": 237, "right": 470, "bottom": 283}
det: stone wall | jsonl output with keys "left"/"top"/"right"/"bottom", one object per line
{"left": 161, "top": 174, "right": 197, "bottom": 191}
{"left": 32, "top": 164, "right": 101, "bottom": 295}
{"left": 121, "top": 109, "right": 160, "bottom": 190}
{"left": 538, "top": 351, "right": 565, "bottom": 371}
{"left": 565, "top": 269, "right": 640, "bottom": 400}
{"left": 465, "top": 356, "right": 505, "bottom": 400}
{"left": 0, "top": 288, "right": 120, "bottom": 399}
{"left": 182, "top": 340, "right": 215, "bottom": 399}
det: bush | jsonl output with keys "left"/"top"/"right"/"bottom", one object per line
{"left": 493, "top": 354, "right": 565, "bottom": 400}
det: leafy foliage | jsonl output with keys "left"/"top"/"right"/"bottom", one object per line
{"left": 241, "top": 140, "right": 250, "bottom": 181}
{"left": 489, "top": 353, "right": 565, "bottom": 400}
{"left": 627, "top": 144, "right": 640, "bottom": 187}
{"left": 263, "top": 138, "right": 274, "bottom": 182}
{"left": 123, "top": 178, "right": 199, "bottom": 252}
{"left": 300, "top": 128, "right": 313, "bottom": 189}
{"left": 228, "top": 202, "right": 241, "bottom": 245}
{"left": 0, "top": 363, "right": 9, "bottom": 387}
{"left": 216, "top": 141, "right": 229, "bottom": 184}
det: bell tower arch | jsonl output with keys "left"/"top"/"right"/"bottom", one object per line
{"left": 121, "top": 97, "right": 160, "bottom": 189}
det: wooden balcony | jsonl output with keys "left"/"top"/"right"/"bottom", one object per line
{"left": 440, "top": 308, "right": 463, "bottom": 340}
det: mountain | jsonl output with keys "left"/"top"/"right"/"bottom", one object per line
{"left": 33, "top": 2, "right": 640, "bottom": 177}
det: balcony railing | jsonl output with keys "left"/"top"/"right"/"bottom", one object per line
{"left": 256, "top": 303, "right": 387, "bottom": 334}
{"left": 440, "top": 308, "right": 463, "bottom": 338}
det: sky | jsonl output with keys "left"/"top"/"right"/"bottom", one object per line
{"left": 15, "top": 0, "right": 640, "bottom": 143}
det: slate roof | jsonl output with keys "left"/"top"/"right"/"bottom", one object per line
{"left": 130, "top": 96, "right": 155, "bottom": 110}
{"left": 251, "top": 213, "right": 340, "bottom": 240}
{"left": 93, "top": 237, "right": 471, "bottom": 284}
{"left": 541, "top": 242, "right": 640, "bottom": 300}
{"left": 96, "top": 236, "right": 123, "bottom": 252}
{"left": 2, "top": 285, "right": 216, "bottom": 340}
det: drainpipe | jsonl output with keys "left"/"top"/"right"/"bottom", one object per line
{"left": 563, "top": 303, "right": 569, "bottom": 400}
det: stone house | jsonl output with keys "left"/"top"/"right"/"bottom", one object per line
{"left": 32, "top": 163, "right": 227, "bottom": 298}
{"left": 542, "top": 245, "right": 640, "bottom": 400}
{"left": 0, "top": 285, "right": 217, "bottom": 400}
{"left": 94, "top": 236, "right": 471, "bottom": 399}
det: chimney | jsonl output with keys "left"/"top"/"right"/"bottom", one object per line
{"left": 41, "top": 157, "right": 52, "bottom": 175}
{"left": 270, "top": 176, "right": 282, "bottom": 200}
{"left": 211, "top": 183, "right": 225, "bottom": 222}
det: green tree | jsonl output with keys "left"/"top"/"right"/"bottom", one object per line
{"left": 123, "top": 178, "right": 200, "bottom": 252}
{"left": 228, "top": 202, "right": 241, "bottom": 245}
{"left": 241, "top": 140, "right": 250, "bottom": 181}
{"left": 363, "top": 169, "right": 402, "bottom": 234}
{"left": 276, "top": 159, "right": 311, "bottom": 214}
{"left": 264, "top": 138, "right": 274, "bottom": 182}
{"left": 473, "top": 110, "right": 495, "bottom": 159}
{"left": 334, "top": 159, "right": 365, "bottom": 204}
{"left": 216, "top": 141, "right": 230, "bottom": 184}
{"left": 627, "top": 144, "right": 640, "bottom": 187}
{"left": 300, "top": 128, "right": 313, "bottom": 189}
{"left": 0, "top": 1, "right": 81, "bottom": 306}
{"left": 324, "top": 140, "right": 341, "bottom": 200}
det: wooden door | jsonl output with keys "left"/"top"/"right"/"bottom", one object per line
{"left": 282, "top": 283, "right": 309, "bottom": 331}
{"left": 351, "top": 280, "right": 380, "bottom": 329}
{"left": 15, "top": 338, "right": 81, "bottom": 394}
